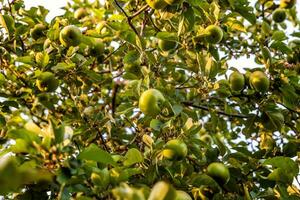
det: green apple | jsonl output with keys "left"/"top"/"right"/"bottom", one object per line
{"left": 249, "top": 71, "right": 270, "bottom": 93}
{"left": 138, "top": 89, "right": 165, "bottom": 116}
{"left": 164, "top": 0, "right": 182, "bottom": 5}
{"left": 59, "top": 25, "right": 82, "bottom": 47}
{"left": 205, "top": 25, "right": 223, "bottom": 44}
{"left": 30, "top": 24, "right": 46, "bottom": 40}
{"left": 36, "top": 72, "right": 59, "bottom": 92}
{"left": 280, "top": 0, "right": 296, "bottom": 8}
{"left": 74, "top": 8, "right": 87, "bottom": 19}
{"left": 163, "top": 139, "right": 188, "bottom": 160}
{"left": 146, "top": 0, "right": 168, "bottom": 9}
{"left": 148, "top": 181, "right": 177, "bottom": 200}
{"left": 229, "top": 71, "right": 245, "bottom": 92}
{"left": 89, "top": 39, "right": 105, "bottom": 57}
{"left": 175, "top": 190, "right": 192, "bottom": 200}
{"left": 158, "top": 39, "right": 178, "bottom": 52}
{"left": 207, "top": 162, "right": 230, "bottom": 185}
{"left": 272, "top": 8, "right": 286, "bottom": 23}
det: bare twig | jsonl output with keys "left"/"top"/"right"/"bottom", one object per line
{"left": 182, "top": 101, "right": 251, "bottom": 119}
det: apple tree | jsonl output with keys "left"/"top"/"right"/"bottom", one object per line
{"left": 0, "top": 0, "right": 299, "bottom": 199}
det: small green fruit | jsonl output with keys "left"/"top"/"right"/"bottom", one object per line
{"left": 163, "top": 139, "right": 188, "bottom": 160}
{"left": 175, "top": 190, "right": 192, "bottom": 200}
{"left": 30, "top": 24, "right": 46, "bottom": 40}
{"left": 158, "top": 39, "right": 178, "bottom": 52}
{"left": 249, "top": 71, "right": 270, "bottom": 93}
{"left": 164, "top": 0, "right": 182, "bottom": 5}
{"left": 59, "top": 25, "right": 82, "bottom": 47}
{"left": 139, "top": 89, "right": 165, "bottom": 116}
{"left": 280, "top": 0, "right": 296, "bottom": 8}
{"left": 207, "top": 162, "right": 230, "bottom": 184}
{"left": 89, "top": 39, "right": 105, "bottom": 57}
{"left": 272, "top": 9, "right": 286, "bottom": 23}
{"left": 205, "top": 25, "right": 223, "bottom": 44}
{"left": 146, "top": 0, "right": 167, "bottom": 9}
{"left": 36, "top": 72, "right": 59, "bottom": 92}
{"left": 148, "top": 181, "right": 177, "bottom": 200}
{"left": 229, "top": 71, "right": 245, "bottom": 92}
{"left": 74, "top": 8, "right": 87, "bottom": 19}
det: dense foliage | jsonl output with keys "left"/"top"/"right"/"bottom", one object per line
{"left": 0, "top": 0, "right": 299, "bottom": 199}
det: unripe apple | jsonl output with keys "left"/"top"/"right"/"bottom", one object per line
{"left": 138, "top": 89, "right": 165, "bottom": 116}
{"left": 59, "top": 25, "right": 82, "bottom": 47}
{"left": 205, "top": 25, "right": 223, "bottom": 44}
{"left": 175, "top": 190, "right": 192, "bottom": 200}
{"left": 148, "top": 181, "right": 176, "bottom": 200}
{"left": 146, "top": 0, "right": 167, "bottom": 9}
{"left": 280, "top": 0, "right": 296, "bottom": 8}
{"left": 158, "top": 39, "right": 178, "bottom": 52}
{"left": 164, "top": 0, "right": 182, "bottom": 5}
{"left": 30, "top": 24, "right": 46, "bottom": 40}
{"left": 36, "top": 72, "right": 59, "bottom": 92}
{"left": 74, "top": 8, "right": 87, "bottom": 20}
{"left": 229, "top": 71, "right": 245, "bottom": 92}
{"left": 89, "top": 39, "right": 104, "bottom": 57}
{"left": 249, "top": 71, "right": 270, "bottom": 93}
{"left": 272, "top": 9, "right": 286, "bottom": 23}
{"left": 162, "top": 139, "right": 188, "bottom": 160}
{"left": 207, "top": 162, "right": 230, "bottom": 185}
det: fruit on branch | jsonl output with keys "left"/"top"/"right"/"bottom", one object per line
{"left": 89, "top": 39, "right": 104, "bottom": 57}
{"left": 158, "top": 39, "right": 178, "bottom": 52}
{"left": 205, "top": 25, "right": 223, "bottom": 44}
{"left": 229, "top": 71, "right": 245, "bottom": 92}
{"left": 175, "top": 190, "right": 192, "bottom": 200}
{"left": 249, "top": 71, "right": 270, "bottom": 93}
{"left": 36, "top": 72, "right": 59, "bottom": 92}
{"left": 74, "top": 8, "right": 87, "bottom": 19}
{"left": 280, "top": 0, "right": 296, "bottom": 8}
{"left": 30, "top": 24, "right": 46, "bottom": 40}
{"left": 138, "top": 89, "right": 165, "bottom": 116}
{"left": 59, "top": 25, "right": 82, "bottom": 47}
{"left": 162, "top": 139, "right": 188, "bottom": 160}
{"left": 164, "top": 0, "right": 182, "bottom": 5}
{"left": 272, "top": 9, "right": 286, "bottom": 23}
{"left": 146, "top": 0, "right": 167, "bottom": 10}
{"left": 148, "top": 181, "right": 177, "bottom": 200}
{"left": 207, "top": 162, "right": 230, "bottom": 184}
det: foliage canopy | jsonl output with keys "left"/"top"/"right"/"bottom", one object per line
{"left": 0, "top": 0, "right": 300, "bottom": 199}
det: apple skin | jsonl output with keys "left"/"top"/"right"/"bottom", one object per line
{"left": 163, "top": 139, "right": 188, "bottom": 160}
{"left": 30, "top": 24, "right": 46, "bottom": 40}
{"left": 89, "top": 39, "right": 104, "bottom": 57}
{"left": 138, "top": 89, "right": 165, "bottom": 116}
{"left": 148, "top": 181, "right": 176, "bottom": 200}
{"left": 272, "top": 9, "right": 286, "bottom": 23}
{"left": 205, "top": 25, "right": 223, "bottom": 44}
{"left": 59, "top": 25, "right": 82, "bottom": 47}
{"left": 175, "top": 190, "right": 192, "bottom": 200}
{"left": 146, "top": 0, "right": 167, "bottom": 10}
{"left": 74, "top": 8, "right": 87, "bottom": 19}
{"left": 36, "top": 72, "right": 59, "bottom": 92}
{"left": 158, "top": 39, "right": 178, "bottom": 52}
{"left": 229, "top": 71, "right": 245, "bottom": 92}
{"left": 249, "top": 71, "right": 270, "bottom": 93}
{"left": 164, "top": 0, "right": 182, "bottom": 5}
{"left": 207, "top": 162, "right": 230, "bottom": 185}
{"left": 280, "top": 0, "right": 296, "bottom": 8}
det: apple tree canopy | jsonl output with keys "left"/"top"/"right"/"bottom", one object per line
{"left": 0, "top": 0, "right": 300, "bottom": 199}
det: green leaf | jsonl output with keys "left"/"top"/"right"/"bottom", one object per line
{"left": 156, "top": 32, "right": 178, "bottom": 42}
{"left": 123, "top": 148, "right": 144, "bottom": 166}
{"left": 78, "top": 144, "right": 116, "bottom": 166}
{"left": 7, "top": 129, "right": 41, "bottom": 144}
{"left": 150, "top": 119, "right": 163, "bottom": 131}
{"left": 272, "top": 30, "right": 287, "bottom": 41}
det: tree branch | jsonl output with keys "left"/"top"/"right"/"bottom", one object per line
{"left": 182, "top": 101, "right": 251, "bottom": 119}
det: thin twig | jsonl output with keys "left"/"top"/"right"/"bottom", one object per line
{"left": 182, "top": 101, "right": 251, "bottom": 119}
